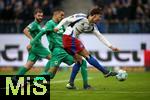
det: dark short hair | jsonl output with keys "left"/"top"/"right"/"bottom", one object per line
{"left": 52, "top": 8, "right": 64, "bottom": 14}
{"left": 34, "top": 8, "right": 43, "bottom": 15}
{"left": 88, "top": 7, "right": 103, "bottom": 16}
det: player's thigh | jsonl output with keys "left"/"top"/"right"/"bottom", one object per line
{"left": 48, "top": 56, "right": 62, "bottom": 68}
{"left": 26, "top": 52, "right": 39, "bottom": 69}
{"left": 32, "top": 46, "right": 51, "bottom": 58}
{"left": 50, "top": 47, "right": 74, "bottom": 66}
{"left": 63, "top": 54, "right": 75, "bottom": 65}
{"left": 79, "top": 48, "right": 90, "bottom": 58}
{"left": 63, "top": 35, "right": 85, "bottom": 55}
{"left": 27, "top": 52, "right": 39, "bottom": 63}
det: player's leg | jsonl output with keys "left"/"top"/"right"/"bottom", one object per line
{"left": 63, "top": 53, "right": 91, "bottom": 89}
{"left": 13, "top": 52, "right": 39, "bottom": 85}
{"left": 53, "top": 48, "right": 80, "bottom": 89}
{"left": 17, "top": 61, "right": 35, "bottom": 75}
{"left": 41, "top": 47, "right": 66, "bottom": 79}
{"left": 33, "top": 45, "right": 51, "bottom": 60}
{"left": 16, "top": 52, "right": 38, "bottom": 75}
{"left": 79, "top": 48, "right": 117, "bottom": 77}
{"left": 80, "top": 59, "right": 91, "bottom": 89}
{"left": 42, "top": 58, "right": 60, "bottom": 79}
{"left": 63, "top": 35, "right": 117, "bottom": 77}
{"left": 63, "top": 54, "right": 78, "bottom": 89}
{"left": 33, "top": 59, "right": 59, "bottom": 84}
{"left": 63, "top": 35, "right": 86, "bottom": 87}
{"left": 33, "top": 45, "right": 52, "bottom": 75}
{"left": 74, "top": 54, "right": 88, "bottom": 86}
{"left": 75, "top": 56, "right": 91, "bottom": 89}
{"left": 67, "top": 54, "right": 91, "bottom": 89}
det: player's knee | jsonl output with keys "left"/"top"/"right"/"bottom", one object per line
{"left": 82, "top": 49, "right": 90, "bottom": 58}
{"left": 24, "top": 64, "right": 32, "bottom": 70}
{"left": 75, "top": 56, "right": 83, "bottom": 64}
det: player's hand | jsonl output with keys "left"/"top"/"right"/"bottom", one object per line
{"left": 110, "top": 46, "right": 120, "bottom": 52}
{"left": 27, "top": 44, "right": 32, "bottom": 51}
{"left": 54, "top": 28, "right": 59, "bottom": 32}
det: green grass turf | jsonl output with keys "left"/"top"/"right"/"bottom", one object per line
{"left": 50, "top": 70, "right": 150, "bottom": 100}
{"left": 0, "top": 69, "right": 150, "bottom": 100}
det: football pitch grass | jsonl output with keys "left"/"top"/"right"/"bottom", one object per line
{"left": 50, "top": 70, "right": 150, "bottom": 100}
{"left": 0, "top": 69, "right": 150, "bottom": 100}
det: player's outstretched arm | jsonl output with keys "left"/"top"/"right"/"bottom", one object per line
{"left": 54, "top": 15, "right": 81, "bottom": 32}
{"left": 93, "top": 27, "right": 120, "bottom": 52}
{"left": 30, "top": 29, "right": 46, "bottom": 45}
{"left": 23, "top": 27, "right": 32, "bottom": 40}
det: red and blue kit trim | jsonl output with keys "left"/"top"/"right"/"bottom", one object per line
{"left": 63, "top": 34, "right": 85, "bottom": 55}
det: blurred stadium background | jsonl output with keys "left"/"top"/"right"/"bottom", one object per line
{"left": 0, "top": 0, "right": 150, "bottom": 100}
{"left": 0, "top": 0, "right": 150, "bottom": 72}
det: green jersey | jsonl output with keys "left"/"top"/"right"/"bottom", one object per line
{"left": 30, "top": 19, "right": 65, "bottom": 50}
{"left": 26, "top": 20, "right": 50, "bottom": 62}
{"left": 30, "top": 19, "right": 74, "bottom": 67}
{"left": 44, "top": 20, "right": 65, "bottom": 49}
{"left": 27, "top": 20, "right": 42, "bottom": 45}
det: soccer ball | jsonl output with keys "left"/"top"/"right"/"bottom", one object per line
{"left": 116, "top": 70, "right": 128, "bottom": 81}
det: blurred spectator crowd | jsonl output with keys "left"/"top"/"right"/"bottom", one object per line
{"left": 0, "top": 0, "right": 62, "bottom": 33}
{"left": 0, "top": 0, "right": 150, "bottom": 33}
{"left": 0, "top": 0, "right": 62, "bottom": 21}
{"left": 93, "top": 0, "right": 150, "bottom": 33}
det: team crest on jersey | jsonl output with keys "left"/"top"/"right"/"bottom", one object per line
{"left": 54, "top": 61, "right": 58, "bottom": 65}
{"left": 83, "top": 23, "right": 94, "bottom": 32}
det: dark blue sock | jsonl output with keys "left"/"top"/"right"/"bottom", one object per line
{"left": 69, "top": 62, "right": 80, "bottom": 83}
{"left": 86, "top": 55, "right": 109, "bottom": 74}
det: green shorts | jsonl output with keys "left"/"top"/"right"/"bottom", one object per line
{"left": 48, "top": 47, "right": 74, "bottom": 67}
{"left": 27, "top": 44, "right": 51, "bottom": 62}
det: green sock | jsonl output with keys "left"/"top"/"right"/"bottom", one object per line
{"left": 80, "top": 60, "right": 88, "bottom": 86}
{"left": 17, "top": 67, "right": 28, "bottom": 75}
{"left": 48, "top": 72, "right": 55, "bottom": 79}
{"left": 42, "top": 60, "right": 55, "bottom": 79}
{"left": 44, "top": 60, "right": 51, "bottom": 72}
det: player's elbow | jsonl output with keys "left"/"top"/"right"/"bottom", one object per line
{"left": 23, "top": 28, "right": 28, "bottom": 34}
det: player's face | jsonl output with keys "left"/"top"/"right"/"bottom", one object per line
{"left": 57, "top": 11, "right": 65, "bottom": 22}
{"left": 35, "top": 12, "right": 43, "bottom": 23}
{"left": 92, "top": 14, "right": 102, "bottom": 23}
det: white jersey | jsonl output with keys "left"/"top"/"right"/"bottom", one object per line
{"left": 56, "top": 13, "right": 113, "bottom": 48}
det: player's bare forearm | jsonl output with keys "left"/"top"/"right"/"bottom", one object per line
{"left": 23, "top": 28, "right": 32, "bottom": 40}
{"left": 26, "top": 44, "right": 32, "bottom": 51}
